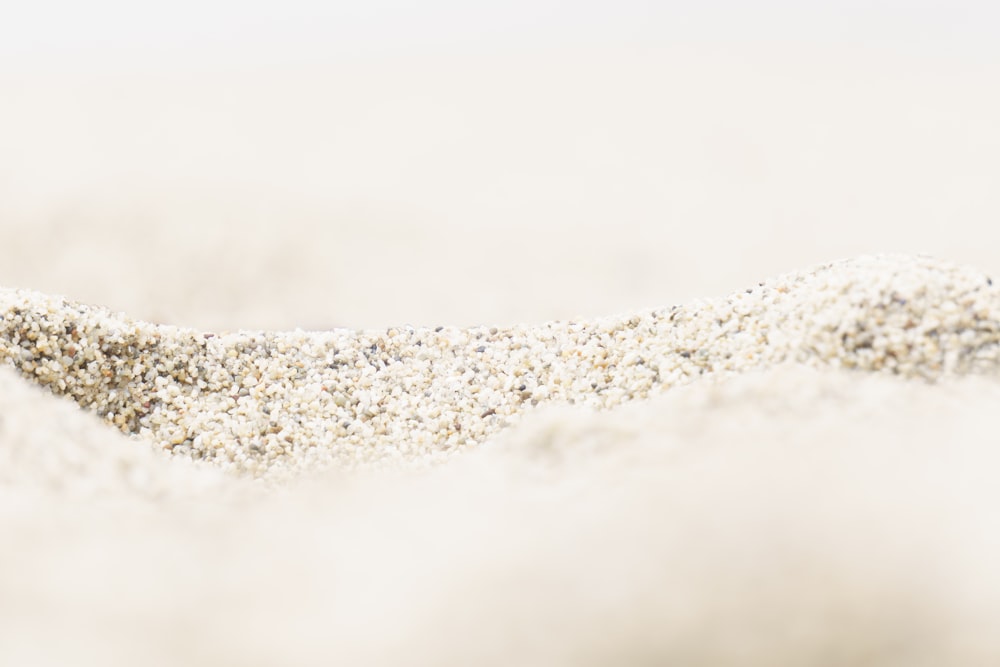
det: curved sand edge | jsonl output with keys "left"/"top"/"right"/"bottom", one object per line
{"left": 5, "top": 362, "right": 1000, "bottom": 665}
{"left": 0, "top": 365, "right": 238, "bottom": 502}
{"left": 2, "top": 253, "right": 999, "bottom": 479}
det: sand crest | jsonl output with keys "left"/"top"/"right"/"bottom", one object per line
{"left": 2, "top": 253, "right": 998, "bottom": 479}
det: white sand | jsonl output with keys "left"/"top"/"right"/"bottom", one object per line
{"left": 3, "top": 253, "right": 999, "bottom": 479}
{"left": 4, "top": 39, "right": 1000, "bottom": 666}
{"left": 4, "top": 360, "right": 1000, "bottom": 665}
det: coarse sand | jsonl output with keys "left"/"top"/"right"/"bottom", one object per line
{"left": 2, "top": 253, "right": 998, "bottom": 479}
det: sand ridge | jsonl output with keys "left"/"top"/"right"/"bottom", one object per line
{"left": 1, "top": 253, "right": 998, "bottom": 479}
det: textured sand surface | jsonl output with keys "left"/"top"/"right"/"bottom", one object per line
{"left": 2, "top": 254, "right": 999, "bottom": 480}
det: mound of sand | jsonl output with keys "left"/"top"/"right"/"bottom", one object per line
{"left": 4, "top": 256, "right": 1000, "bottom": 665}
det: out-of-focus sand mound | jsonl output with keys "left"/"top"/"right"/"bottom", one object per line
{"left": 0, "top": 366, "right": 235, "bottom": 501}
{"left": 4, "top": 362, "right": 1000, "bottom": 666}
{"left": 3, "top": 46, "right": 1000, "bottom": 331}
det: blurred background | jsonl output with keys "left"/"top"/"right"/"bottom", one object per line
{"left": 1, "top": 1, "right": 998, "bottom": 330}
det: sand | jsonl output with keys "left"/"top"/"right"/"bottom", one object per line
{"left": 4, "top": 41, "right": 1000, "bottom": 666}
{"left": 4, "top": 255, "right": 1000, "bottom": 666}
{"left": 2, "top": 252, "right": 1000, "bottom": 481}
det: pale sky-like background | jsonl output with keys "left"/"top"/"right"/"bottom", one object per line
{"left": 1, "top": 2, "right": 999, "bottom": 329}
{"left": 2, "top": 1, "right": 998, "bottom": 66}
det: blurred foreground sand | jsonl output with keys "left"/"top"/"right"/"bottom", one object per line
{"left": 4, "top": 360, "right": 1000, "bottom": 665}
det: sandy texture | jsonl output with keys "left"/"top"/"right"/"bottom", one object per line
{"left": 0, "top": 255, "right": 1000, "bottom": 486}
{"left": 3, "top": 254, "right": 998, "bottom": 481}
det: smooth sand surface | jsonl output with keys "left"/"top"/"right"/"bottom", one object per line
{"left": 4, "top": 41, "right": 1000, "bottom": 666}
{"left": 5, "top": 361, "right": 1000, "bottom": 665}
